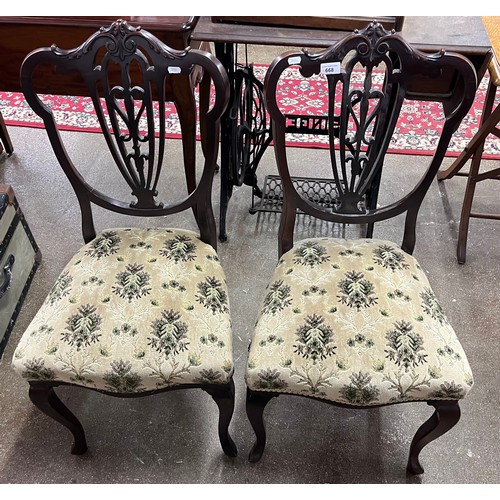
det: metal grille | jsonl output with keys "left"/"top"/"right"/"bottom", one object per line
{"left": 250, "top": 175, "right": 340, "bottom": 213}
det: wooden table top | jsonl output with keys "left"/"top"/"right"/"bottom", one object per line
{"left": 192, "top": 16, "right": 491, "bottom": 55}
{"left": 0, "top": 16, "right": 198, "bottom": 32}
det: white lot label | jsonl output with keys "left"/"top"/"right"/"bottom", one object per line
{"left": 287, "top": 56, "right": 302, "bottom": 65}
{"left": 320, "top": 62, "right": 341, "bottom": 75}
{"left": 168, "top": 66, "right": 182, "bottom": 74}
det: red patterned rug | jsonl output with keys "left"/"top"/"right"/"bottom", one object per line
{"left": 2, "top": 65, "right": 499, "bottom": 158}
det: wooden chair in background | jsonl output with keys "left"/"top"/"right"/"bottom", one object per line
{"left": 437, "top": 17, "right": 500, "bottom": 264}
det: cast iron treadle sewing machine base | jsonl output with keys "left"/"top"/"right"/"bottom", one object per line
{"left": 250, "top": 175, "right": 341, "bottom": 214}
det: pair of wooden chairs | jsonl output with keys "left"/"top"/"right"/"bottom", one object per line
{"left": 11, "top": 19, "right": 476, "bottom": 474}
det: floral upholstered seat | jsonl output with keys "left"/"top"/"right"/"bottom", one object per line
{"left": 246, "top": 238, "right": 473, "bottom": 406}
{"left": 13, "top": 228, "right": 233, "bottom": 393}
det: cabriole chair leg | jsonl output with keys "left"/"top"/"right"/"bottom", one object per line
{"left": 204, "top": 378, "right": 238, "bottom": 457}
{"left": 407, "top": 400, "right": 461, "bottom": 474}
{"left": 28, "top": 383, "right": 88, "bottom": 455}
{"left": 246, "top": 389, "right": 278, "bottom": 462}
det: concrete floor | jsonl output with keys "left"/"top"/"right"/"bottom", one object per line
{"left": 0, "top": 43, "right": 499, "bottom": 485}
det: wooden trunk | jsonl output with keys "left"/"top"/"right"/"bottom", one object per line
{"left": 0, "top": 184, "right": 41, "bottom": 359}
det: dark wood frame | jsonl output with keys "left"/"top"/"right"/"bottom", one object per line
{"left": 29, "top": 380, "right": 237, "bottom": 457}
{"left": 246, "top": 391, "right": 460, "bottom": 474}
{"left": 246, "top": 21, "right": 477, "bottom": 473}
{"left": 20, "top": 19, "right": 236, "bottom": 457}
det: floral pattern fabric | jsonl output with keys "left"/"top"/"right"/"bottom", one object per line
{"left": 245, "top": 238, "right": 473, "bottom": 406}
{"left": 12, "top": 228, "right": 233, "bottom": 392}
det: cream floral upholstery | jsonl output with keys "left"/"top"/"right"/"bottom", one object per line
{"left": 245, "top": 237, "right": 473, "bottom": 406}
{"left": 12, "top": 227, "right": 233, "bottom": 393}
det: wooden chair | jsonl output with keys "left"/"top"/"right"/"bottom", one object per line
{"left": 437, "top": 54, "right": 500, "bottom": 263}
{"left": 11, "top": 19, "right": 237, "bottom": 457}
{"left": 244, "top": 21, "right": 477, "bottom": 473}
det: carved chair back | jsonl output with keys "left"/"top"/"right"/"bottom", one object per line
{"left": 264, "top": 22, "right": 477, "bottom": 257}
{"left": 20, "top": 19, "right": 229, "bottom": 247}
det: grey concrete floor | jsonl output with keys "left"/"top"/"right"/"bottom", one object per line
{"left": 0, "top": 41, "right": 500, "bottom": 485}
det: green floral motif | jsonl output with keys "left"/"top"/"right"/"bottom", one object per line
{"left": 21, "top": 358, "right": 55, "bottom": 380}
{"left": 294, "top": 314, "right": 336, "bottom": 362}
{"left": 293, "top": 241, "right": 330, "bottom": 267}
{"left": 112, "top": 323, "right": 139, "bottom": 337}
{"left": 262, "top": 280, "right": 292, "bottom": 315}
{"left": 258, "top": 335, "right": 284, "bottom": 348}
{"left": 387, "top": 289, "right": 411, "bottom": 302}
{"left": 148, "top": 309, "right": 189, "bottom": 357}
{"left": 200, "top": 333, "right": 225, "bottom": 348}
{"left": 85, "top": 231, "right": 121, "bottom": 258}
{"left": 103, "top": 359, "right": 143, "bottom": 393}
{"left": 129, "top": 240, "right": 152, "bottom": 250}
{"left": 82, "top": 275, "right": 105, "bottom": 287}
{"left": 193, "top": 368, "right": 223, "bottom": 384}
{"left": 340, "top": 371, "right": 380, "bottom": 405}
{"left": 31, "top": 324, "right": 54, "bottom": 337}
{"left": 302, "top": 286, "right": 327, "bottom": 296}
{"left": 429, "top": 381, "right": 465, "bottom": 399}
{"left": 255, "top": 368, "right": 288, "bottom": 390}
{"left": 47, "top": 271, "right": 73, "bottom": 305}
{"left": 347, "top": 333, "right": 375, "bottom": 349}
{"left": 385, "top": 320, "right": 427, "bottom": 371}
{"left": 196, "top": 277, "right": 229, "bottom": 314}
{"left": 339, "top": 249, "right": 363, "bottom": 257}
{"left": 160, "top": 234, "right": 197, "bottom": 263}
{"left": 113, "top": 263, "right": 151, "bottom": 301}
{"left": 161, "top": 280, "right": 186, "bottom": 292}
{"left": 61, "top": 304, "right": 102, "bottom": 350}
{"left": 437, "top": 345, "right": 462, "bottom": 362}
{"left": 420, "top": 287, "right": 447, "bottom": 324}
{"left": 189, "top": 354, "right": 202, "bottom": 366}
{"left": 337, "top": 270, "right": 377, "bottom": 309}
{"left": 372, "top": 244, "right": 410, "bottom": 271}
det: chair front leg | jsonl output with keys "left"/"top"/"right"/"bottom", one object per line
{"left": 407, "top": 400, "right": 461, "bottom": 474}
{"left": 29, "top": 382, "right": 88, "bottom": 455}
{"left": 246, "top": 388, "right": 278, "bottom": 462}
{"left": 204, "top": 378, "right": 238, "bottom": 457}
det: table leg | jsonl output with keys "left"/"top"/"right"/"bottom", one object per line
{"left": 0, "top": 111, "right": 14, "bottom": 156}
{"left": 215, "top": 42, "right": 235, "bottom": 242}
